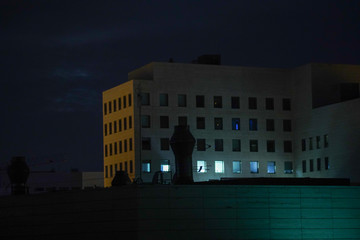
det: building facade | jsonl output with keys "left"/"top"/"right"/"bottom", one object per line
{"left": 102, "top": 60, "right": 360, "bottom": 187}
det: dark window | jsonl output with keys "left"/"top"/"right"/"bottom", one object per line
{"left": 178, "top": 116, "right": 187, "bottom": 126}
{"left": 104, "top": 103, "right": 107, "bottom": 115}
{"left": 124, "top": 139, "right": 127, "bottom": 152}
{"left": 128, "top": 94, "right": 132, "bottom": 107}
{"left": 283, "top": 120, "right": 291, "bottom": 132}
{"left": 231, "top": 97, "right": 240, "bottom": 109}
{"left": 249, "top": 119, "right": 258, "bottom": 131}
{"left": 160, "top": 138, "right": 170, "bottom": 150}
{"left": 250, "top": 140, "right": 258, "bottom": 152}
{"left": 283, "top": 98, "right": 291, "bottom": 111}
{"left": 317, "top": 158, "right": 321, "bottom": 171}
{"left": 160, "top": 116, "right": 169, "bottom": 128}
{"left": 197, "top": 117, "right": 205, "bottom": 129}
{"left": 324, "top": 134, "right": 329, "bottom": 148}
{"left": 109, "top": 143, "right": 113, "bottom": 156}
{"left": 141, "top": 115, "right": 150, "bottom": 128}
{"left": 232, "top": 118, "right": 240, "bottom": 130}
{"left": 129, "top": 138, "right": 133, "bottom": 151}
{"left": 109, "top": 101, "right": 112, "bottom": 113}
{"left": 114, "top": 121, "right": 117, "bottom": 133}
{"left": 302, "top": 160, "right": 306, "bottom": 173}
{"left": 178, "top": 94, "right": 187, "bottom": 107}
{"left": 119, "top": 141, "right": 122, "bottom": 153}
{"left": 125, "top": 161, "right": 128, "bottom": 173}
{"left": 197, "top": 139, "right": 206, "bottom": 151}
{"left": 309, "top": 137, "right": 313, "bottom": 150}
{"left": 130, "top": 160, "right": 133, "bottom": 173}
{"left": 105, "top": 166, "right": 108, "bottom": 178}
{"left": 142, "top": 137, "right": 151, "bottom": 150}
{"left": 105, "top": 145, "right": 108, "bottom": 157}
{"left": 267, "top": 140, "right": 275, "bottom": 152}
{"left": 309, "top": 159, "right": 314, "bottom": 172}
{"left": 141, "top": 93, "right": 150, "bottom": 105}
{"left": 114, "top": 142, "right": 118, "bottom": 155}
{"left": 214, "top": 118, "right": 223, "bottom": 130}
{"left": 129, "top": 116, "right": 132, "bottom": 129}
{"left": 109, "top": 122, "right": 112, "bottom": 135}
{"left": 232, "top": 139, "right": 241, "bottom": 152}
{"left": 215, "top": 139, "right": 223, "bottom": 151}
{"left": 113, "top": 99, "right": 117, "bottom": 112}
{"left": 119, "top": 119, "right": 122, "bottom": 132}
{"left": 301, "top": 139, "right": 306, "bottom": 151}
{"left": 284, "top": 161, "right": 293, "bottom": 174}
{"left": 316, "top": 136, "right": 321, "bottom": 149}
{"left": 325, "top": 157, "right": 329, "bottom": 170}
{"left": 124, "top": 117, "right": 127, "bottom": 130}
{"left": 248, "top": 97, "right": 257, "bottom": 110}
{"left": 123, "top": 96, "right": 126, "bottom": 109}
{"left": 284, "top": 141, "right": 292, "bottom": 152}
{"left": 196, "top": 95, "right": 205, "bottom": 108}
{"left": 266, "top": 119, "right": 275, "bottom": 131}
{"left": 104, "top": 124, "right": 107, "bottom": 136}
{"left": 120, "top": 162, "right": 123, "bottom": 171}
{"left": 265, "top": 98, "right": 274, "bottom": 110}
{"left": 159, "top": 93, "right": 168, "bottom": 106}
{"left": 214, "top": 96, "right": 222, "bottom": 108}
{"left": 118, "top": 98, "right": 121, "bottom": 110}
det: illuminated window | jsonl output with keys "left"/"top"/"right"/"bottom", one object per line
{"left": 197, "top": 117, "right": 205, "bottom": 129}
{"left": 141, "top": 92, "right": 150, "bottom": 105}
{"left": 197, "top": 160, "right": 207, "bottom": 173}
{"left": 284, "top": 161, "right": 293, "bottom": 174}
{"left": 316, "top": 136, "right": 321, "bottom": 149}
{"left": 161, "top": 160, "right": 170, "bottom": 172}
{"left": 250, "top": 161, "right": 259, "bottom": 173}
{"left": 160, "top": 138, "right": 169, "bottom": 150}
{"left": 104, "top": 103, "right": 107, "bottom": 115}
{"left": 214, "top": 96, "right": 222, "bottom": 108}
{"left": 267, "top": 161, "right": 276, "bottom": 174}
{"left": 301, "top": 139, "right": 306, "bottom": 151}
{"left": 231, "top": 97, "right": 240, "bottom": 109}
{"left": 124, "top": 118, "right": 127, "bottom": 130}
{"left": 109, "top": 101, "right": 112, "bottom": 113}
{"left": 284, "top": 141, "right": 292, "bottom": 152}
{"left": 266, "top": 119, "right": 274, "bottom": 131}
{"left": 109, "top": 122, "right": 112, "bottom": 135}
{"left": 142, "top": 160, "right": 151, "bottom": 173}
{"left": 105, "top": 166, "right": 108, "bottom": 178}
{"left": 233, "top": 161, "right": 241, "bottom": 173}
{"left": 118, "top": 98, "right": 121, "bottom": 110}
{"left": 159, "top": 93, "right": 168, "bottom": 106}
{"left": 178, "top": 94, "right": 187, "bottom": 107}
{"left": 114, "top": 142, "right": 118, "bottom": 155}
{"left": 104, "top": 124, "right": 107, "bottom": 136}
{"left": 215, "top": 161, "right": 224, "bottom": 173}
{"left": 160, "top": 116, "right": 169, "bottom": 128}
{"left": 214, "top": 118, "right": 223, "bottom": 130}
{"left": 142, "top": 137, "right": 151, "bottom": 150}
{"left": 309, "top": 159, "right": 314, "bottom": 172}
{"left": 283, "top": 120, "right": 291, "bottom": 132}
{"left": 309, "top": 137, "right": 313, "bottom": 150}
{"left": 128, "top": 94, "right": 132, "bottom": 107}
{"left": 232, "top": 118, "right": 240, "bottom": 130}
{"left": 197, "top": 139, "right": 206, "bottom": 151}
{"left": 302, "top": 160, "right": 306, "bottom": 173}
{"left": 114, "top": 121, "right": 117, "bottom": 133}
{"left": 124, "top": 139, "right": 127, "bottom": 152}
{"left": 215, "top": 139, "right": 223, "bottom": 151}
{"left": 282, "top": 98, "right": 291, "bottom": 111}
{"left": 267, "top": 140, "right": 275, "bottom": 152}
{"left": 250, "top": 140, "right": 258, "bottom": 152}
{"left": 130, "top": 160, "right": 133, "bottom": 173}
{"left": 119, "top": 140, "right": 122, "bottom": 153}
{"left": 141, "top": 115, "right": 150, "bottom": 128}
{"left": 129, "top": 116, "right": 132, "bottom": 129}
{"left": 178, "top": 116, "right": 187, "bottom": 126}
{"left": 196, "top": 95, "right": 205, "bottom": 108}
{"left": 123, "top": 96, "right": 126, "bottom": 109}
{"left": 324, "top": 134, "right": 328, "bottom": 148}
{"left": 119, "top": 119, "right": 122, "bottom": 132}
{"left": 129, "top": 138, "right": 133, "bottom": 151}
{"left": 109, "top": 143, "right": 113, "bottom": 156}
{"left": 249, "top": 119, "right": 258, "bottom": 131}
{"left": 265, "top": 98, "right": 274, "bottom": 110}
{"left": 110, "top": 165, "right": 113, "bottom": 177}
{"left": 113, "top": 99, "right": 116, "bottom": 112}
{"left": 104, "top": 145, "right": 108, "bottom": 157}
{"left": 317, "top": 158, "right": 321, "bottom": 171}
{"left": 248, "top": 97, "right": 257, "bottom": 109}
{"left": 232, "top": 139, "right": 241, "bottom": 152}
{"left": 325, "top": 157, "right": 329, "bottom": 170}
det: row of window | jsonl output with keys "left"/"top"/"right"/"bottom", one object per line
{"left": 104, "top": 116, "right": 133, "bottom": 136}
{"left": 141, "top": 160, "right": 294, "bottom": 175}
{"left": 302, "top": 157, "right": 329, "bottom": 173}
{"left": 105, "top": 160, "right": 133, "bottom": 178}
{"left": 141, "top": 115, "right": 292, "bottom": 132}
{"left": 104, "top": 138, "right": 133, "bottom": 157}
{"left": 104, "top": 94, "right": 132, "bottom": 115}
{"left": 141, "top": 93, "right": 291, "bottom": 110}
{"left": 301, "top": 135, "right": 329, "bottom": 151}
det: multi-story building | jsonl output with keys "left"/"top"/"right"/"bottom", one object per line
{"left": 102, "top": 56, "right": 360, "bottom": 187}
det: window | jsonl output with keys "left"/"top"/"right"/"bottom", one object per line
{"left": 214, "top": 96, "right": 222, "bottom": 108}
{"left": 215, "top": 161, "right": 224, "bottom": 173}
{"left": 114, "top": 142, "right": 118, "bottom": 155}
{"left": 104, "top": 124, "right": 107, "bottom": 136}
{"left": 197, "top": 139, "right": 206, "bottom": 151}
{"left": 119, "top": 140, "right": 122, "bottom": 153}
{"left": 141, "top": 92, "right": 150, "bottom": 105}
{"left": 249, "top": 119, "right": 258, "bottom": 131}
{"left": 284, "top": 141, "right": 292, "bottom": 152}
{"left": 232, "top": 118, "right": 240, "bottom": 130}
{"left": 130, "top": 160, "right": 133, "bottom": 173}
{"left": 324, "top": 134, "right": 328, "bottom": 148}
{"left": 197, "top": 160, "right": 206, "bottom": 173}
{"left": 159, "top": 93, "right": 168, "bottom": 106}
{"left": 109, "top": 143, "right": 113, "bottom": 156}
{"left": 316, "top": 136, "right": 321, "bottom": 149}
{"left": 129, "top": 116, "right": 132, "bottom": 129}
{"left": 325, "top": 157, "right": 329, "bottom": 170}
{"left": 215, "top": 139, "right": 223, "bottom": 151}
{"left": 113, "top": 99, "right": 117, "bottom": 112}
{"left": 105, "top": 165, "right": 108, "bottom": 178}
{"left": 109, "top": 122, "right": 112, "bottom": 135}
{"left": 125, "top": 161, "right": 128, "bottom": 173}
{"left": 124, "top": 139, "right": 127, "bottom": 152}
{"left": 197, "top": 117, "right": 205, "bottom": 129}
{"left": 266, "top": 119, "right": 275, "bottom": 131}
{"left": 302, "top": 139, "right": 306, "bottom": 151}
{"left": 250, "top": 161, "right": 259, "bottom": 173}
{"left": 142, "top": 137, "right": 151, "bottom": 150}
{"left": 124, "top": 118, "right": 127, "bottom": 130}
{"left": 128, "top": 94, "right": 132, "bottom": 107}
{"left": 119, "top": 119, "right": 122, "bottom": 132}
{"left": 129, "top": 138, "right": 133, "bottom": 151}
{"left": 196, "top": 95, "right": 205, "bottom": 108}
{"left": 178, "top": 116, "right": 187, "bottom": 126}
{"left": 232, "top": 139, "right": 241, "bottom": 152}
{"left": 109, "top": 101, "right": 112, "bottom": 113}
{"left": 284, "top": 161, "right": 293, "bottom": 174}
{"left": 160, "top": 116, "right": 169, "bottom": 128}
{"left": 265, "top": 98, "right": 274, "bottom": 110}
{"left": 105, "top": 145, "right": 108, "bottom": 157}
{"left": 267, "top": 161, "right": 276, "bottom": 174}
{"left": 231, "top": 97, "right": 240, "bottom": 109}
{"left": 142, "top": 160, "right": 151, "bottom": 173}
{"left": 283, "top": 120, "right": 291, "bottom": 132}
{"left": 114, "top": 121, "right": 117, "bottom": 133}
{"left": 123, "top": 96, "right": 126, "bottom": 109}
{"left": 109, "top": 164, "right": 113, "bottom": 177}
{"left": 178, "top": 94, "right": 187, "bottom": 107}
{"left": 309, "top": 137, "right": 313, "bottom": 150}
{"left": 160, "top": 160, "right": 170, "bottom": 172}
{"left": 317, "top": 158, "right": 321, "bottom": 171}
{"left": 120, "top": 162, "right": 123, "bottom": 171}
{"left": 160, "top": 138, "right": 170, "bottom": 150}
{"left": 309, "top": 159, "right": 314, "bottom": 172}
{"left": 250, "top": 140, "right": 258, "bottom": 152}
{"left": 214, "top": 118, "right": 223, "bottom": 130}
{"left": 104, "top": 103, "right": 107, "bottom": 115}
{"left": 118, "top": 98, "right": 121, "bottom": 110}
{"left": 248, "top": 97, "right": 257, "bottom": 110}
{"left": 267, "top": 140, "right": 275, "bottom": 152}
{"left": 282, "top": 98, "right": 291, "bottom": 111}
{"left": 233, "top": 161, "right": 242, "bottom": 173}
{"left": 141, "top": 115, "right": 150, "bottom": 128}
{"left": 302, "top": 160, "right": 306, "bottom": 173}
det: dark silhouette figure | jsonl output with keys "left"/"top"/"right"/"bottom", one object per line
{"left": 111, "top": 171, "right": 131, "bottom": 186}
{"left": 7, "top": 156, "right": 30, "bottom": 195}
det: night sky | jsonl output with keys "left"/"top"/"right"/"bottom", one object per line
{"left": 1, "top": 0, "right": 360, "bottom": 172}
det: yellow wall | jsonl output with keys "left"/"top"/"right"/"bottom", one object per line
{"left": 102, "top": 80, "right": 135, "bottom": 187}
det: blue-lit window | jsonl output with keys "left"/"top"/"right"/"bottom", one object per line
{"left": 160, "top": 160, "right": 170, "bottom": 172}
{"left": 197, "top": 160, "right": 207, "bottom": 173}
{"left": 215, "top": 161, "right": 224, "bottom": 173}
{"left": 233, "top": 161, "right": 241, "bottom": 173}
{"left": 249, "top": 119, "right": 258, "bottom": 131}
{"left": 142, "top": 160, "right": 151, "bottom": 173}
{"left": 250, "top": 161, "right": 259, "bottom": 173}
{"left": 267, "top": 161, "right": 276, "bottom": 174}
{"left": 232, "top": 118, "right": 240, "bottom": 130}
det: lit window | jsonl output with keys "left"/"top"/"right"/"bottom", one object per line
{"left": 141, "top": 115, "right": 150, "bottom": 128}
{"left": 250, "top": 161, "right": 259, "bottom": 173}
{"left": 196, "top": 117, "right": 205, "bottom": 129}
{"left": 197, "top": 160, "right": 207, "bottom": 173}
{"left": 215, "top": 139, "right": 223, "bottom": 151}
{"left": 142, "top": 137, "right": 151, "bottom": 150}
{"left": 215, "top": 161, "right": 224, "bottom": 173}
{"left": 249, "top": 119, "right": 258, "bottom": 131}
{"left": 178, "top": 94, "right": 187, "bottom": 107}
{"left": 265, "top": 98, "right": 274, "bottom": 110}
{"left": 159, "top": 93, "right": 168, "bottom": 106}
{"left": 161, "top": 160, "right": 170, "bottom": 172}
{"left": 141, "top": 92, "right": 150, "bottom": 105}
{"left": 284, "top": 161, "right": 293, "bottom": 174}
{"left": 267, "top": 161, "right": 276, "bottom": 174}
{"left": 231, "top": 97, "right": 240, "bottom": 109}
{"left": 233, "top": 161, "right": 241, "bottom": 173}
{"left": 160, "top": 116, "right": 169, "bottom": 128}
{"left": 196, "top": 95, "right": 205, "bottom": 108}
{"left": 249, "top": 140, "right": 258, "bottom": 152}
{"left": 232, "top": 139, "right": 241, "bottom": 152}
{"left": 160, "top": 138, "right": 170, "bottom": 150}
{"left": 197, "top": 139, "right": 206, "bottom": 151}
{"left": 142, "top": 160, "right": 151, "bottom": 173}
{"left": 248, "top": 97, "right": 257, "bottom": 109}
{"left": 266, "top": 119, "right": 274, "bottom": 131}
{"left": 232, "top": 118, "right": 240, "bottom": 130}
{"left": 214, "top": 96, "right": 222, "bottom": 108}
{"left": 214, "top": 118, "right": 223, "bottom": 130}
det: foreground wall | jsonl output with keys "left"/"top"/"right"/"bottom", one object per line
{"left": 1, "top": 185, "right": 360, "bottom": 239}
